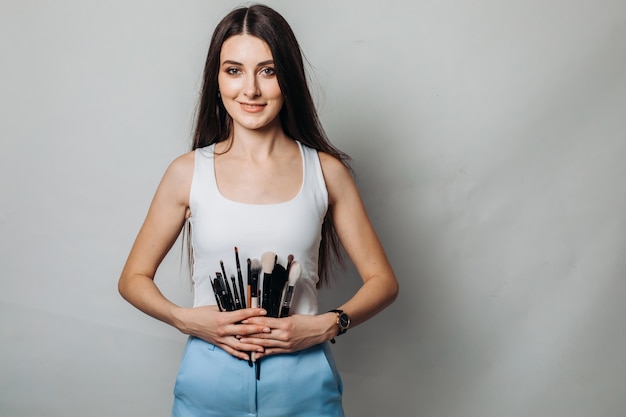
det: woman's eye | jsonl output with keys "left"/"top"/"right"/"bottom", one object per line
{"left": 226, "top": 68, "right": 241, "bottom": 75}
{"left": 260, "top": 67, "right": 276, "bottom": 76}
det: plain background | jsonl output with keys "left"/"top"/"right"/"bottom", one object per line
{"left": 1, "top": 0, "right": 625, "bottom": 416}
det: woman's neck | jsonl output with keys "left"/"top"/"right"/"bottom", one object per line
{"left": 218, "top": 124, "right": 292, "bottom": 160}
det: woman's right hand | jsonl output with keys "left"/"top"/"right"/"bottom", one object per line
{"left": 174, "top": 306, "right": 270, "bottom": 360}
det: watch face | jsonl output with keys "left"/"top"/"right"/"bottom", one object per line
{"left": 339, "top": 314, "right": 350, "bottom": 328}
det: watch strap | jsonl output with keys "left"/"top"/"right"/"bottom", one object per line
{"left": 329, "top": 309, "right": 349, "bottom": 340}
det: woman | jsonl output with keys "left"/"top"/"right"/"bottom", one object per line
{"left": 118, "top": 4, "right": 398, "bottom": 416}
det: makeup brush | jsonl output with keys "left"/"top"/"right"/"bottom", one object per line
{"left": 210, "top": 275, "right": 224, "bottom": 312}
{"left": 256, "top": 252, "right": 276, "bottom": 382}
{"left": 215, "top": 272, "right": 233, "bottom": 311}
{"left": 235, "top": 247, "right": 246, "bottom": 309}
{"left": 249, "top": 258, "right": 262, "bottom": 308}
{"left": 220, "top": 260, "right": 228, "bottom": 281}
{"left": 231, "top": 274, "right": 242, "bottom": 310}
{"left": 250, "top": 257, "right": 266, "bottom": 375}
{"left": 246, "top": 258, "right": 252, "bottom": 308}
{"left": 260, "top": 252, "right": 277, "bottom": 313}
{"left": 268, "top": 262, "right": 287, "bottom": 318}
{"left": 279, "top": 261, "right": 301, "bottom": 317}
{"left": 220, "top": 260, "right": 236, "bottom": 310}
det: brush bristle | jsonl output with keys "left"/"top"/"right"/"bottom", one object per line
{"left": 250, "top": 258, "right": 262, "bottom": 274}
{"left": 261, "top": 251, "right": 276, "bottom": 274}
{"left": 288, "top": 261, "right": 301, "bottom": 286}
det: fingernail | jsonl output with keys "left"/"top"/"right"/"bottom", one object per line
{"left": 263, "top": 327, "right": 271, "bottom": 333}
{"left": 260, "top": 309, "right": 267, "bottom": 315}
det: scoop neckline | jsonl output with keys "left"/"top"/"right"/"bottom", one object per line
{"left": 210, "top": 140, "right": 305, "bottom": 206}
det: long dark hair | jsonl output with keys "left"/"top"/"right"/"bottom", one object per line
{"left": 190, "top": 4, "right": 349, "bottom": 287}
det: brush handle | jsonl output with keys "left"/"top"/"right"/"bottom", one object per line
{"left": 246, "top": 258, "right": 252, "bottom": 308}
{"left": 216, "top": 272, "right": 234, "bottom": 311}
{"left": 231, "top": 275, "right": 242, "bottom": 310}
{"left": 251, "top": 272, "right": 259, "bottom": 308}
{"left": 219, "top": 261, "right": 236, "bottom": 310}
{"left": 279, "top": 286, "right": 295, "bottom": 317}
{"left": 261, "top": 272, "right": 272, "bottom": 311}
{"left": 235, "top": 249, "right": 246, "bottom": 308}
{"left": 237, "top": 272, "right": 246, "bottom": 309}
{"left": 210, "top": 277, "right": 224, "bottom": 312}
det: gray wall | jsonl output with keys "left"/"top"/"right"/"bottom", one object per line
{"left": 2, "top": 0, "right": 625, "bottom": 416}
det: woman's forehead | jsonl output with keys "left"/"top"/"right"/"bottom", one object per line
{"left": 220, "top": 34, "right": 273, "bottom": 63}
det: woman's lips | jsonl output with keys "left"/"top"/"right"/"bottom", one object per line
{"left": 239, "top": 102, "right": 266, "bottom": 113}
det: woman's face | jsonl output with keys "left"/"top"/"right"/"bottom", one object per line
{"left": 218, "top": 34, "right": 284, "bottom": 133}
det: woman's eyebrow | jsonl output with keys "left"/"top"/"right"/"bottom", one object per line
{"left": 221, "top": 60, "right": 242, "bottom": 66}
{"left": 221, "top": 59, "right": 274, "bottom": 66}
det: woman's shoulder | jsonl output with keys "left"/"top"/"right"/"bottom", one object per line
{"left": 317, "top": 151, "right": 351, "bottom": 180}
{"left": 161, "top": 151, "right": 195, "bottom": 187}
{"left": 147, "top": 151, "right": 195, "bottom": 209}
{"left": 317, "top": 151, "right": 354, "bottom": 203}
{"left": 169, "top": 150, "right": 195, "bottom": 170}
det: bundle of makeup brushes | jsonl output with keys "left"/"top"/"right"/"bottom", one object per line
{"left": 211, "top": 247, "right": 301, "bottom": 319}
{"left": 210, "top": 248, "right": 301, "bottom": 379}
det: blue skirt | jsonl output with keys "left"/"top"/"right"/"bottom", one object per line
{"left": 172, "top": 337, "right": 344, "bottom": 417}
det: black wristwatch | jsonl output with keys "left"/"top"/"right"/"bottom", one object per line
{"left": 329, "top": 309, "right": 350, "bottom": 343}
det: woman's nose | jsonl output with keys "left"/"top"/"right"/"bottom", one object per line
{"left": 243, "top": 74, "right": 260, "bottom": 97}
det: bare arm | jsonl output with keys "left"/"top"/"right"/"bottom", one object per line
{"left": 320, "top": 152, "right": 399, "bottom": 327}
{"left": 118, "top": 153, "right": 269, "bottom": 359}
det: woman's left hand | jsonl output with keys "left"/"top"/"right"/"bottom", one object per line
{"left": 239, "top": 313, "right": 336, "bottom": 359}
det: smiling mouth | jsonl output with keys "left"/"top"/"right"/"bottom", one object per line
{"left": 239, "top": 102, "right": 266, "bottom": 112}
{"left": 239, "top": 102, "right": 265, "bottom": 107}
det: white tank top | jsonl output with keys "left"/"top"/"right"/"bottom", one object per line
{"left": 188, "top": 141, "right": 328, "bottom": 315}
